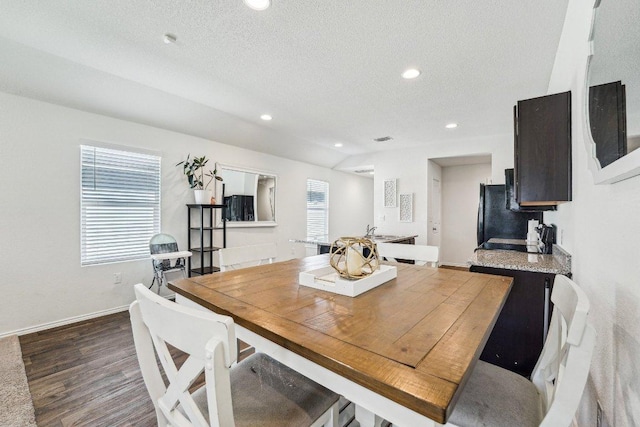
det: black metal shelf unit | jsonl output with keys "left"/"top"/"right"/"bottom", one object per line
{"left": 186, "top": 203, "right": 226, "bottom": 277}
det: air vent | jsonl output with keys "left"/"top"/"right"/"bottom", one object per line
{"left": 354, "top": 169, "right": 374, "bottom": 174}
{"left": 373, "top": 136, "right": 393, "bottom": 142}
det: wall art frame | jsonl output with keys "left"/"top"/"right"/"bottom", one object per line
{"left": 399, "top": 193, "right": 413, "bottom": 222}
{"left": 383, "top": 179, "right": 397, "bottom": 208}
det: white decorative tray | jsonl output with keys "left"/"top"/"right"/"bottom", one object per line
{"left": 299, "top": 264, "right": 397, "bottom": 297}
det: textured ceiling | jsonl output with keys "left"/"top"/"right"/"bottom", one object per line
{"left": 0, "top": 1, "right": 569, "bottom": 168}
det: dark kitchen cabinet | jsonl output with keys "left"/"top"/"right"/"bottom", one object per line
{"left": 514, "top": 91, "right": 571, "bottom": 206}
{"left": 505, "top": 169, "right": 556, "bottom": 212}
{"left": 469, "top": 265, "right": 555, "bottom": 378}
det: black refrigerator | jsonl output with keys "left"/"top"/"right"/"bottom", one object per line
{"left": 477, "top": 184, "right": 542, "bottom": 247}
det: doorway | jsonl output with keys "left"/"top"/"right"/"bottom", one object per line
{"left": 428, "top": 155, "right": 492, "bottom": 267}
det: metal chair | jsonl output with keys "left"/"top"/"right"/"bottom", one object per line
{"left": 129, "top": 284, "right": 339, "bottom": 427}
{"left": 446, "top": 275, "right": 596, "bottom": 427}
{"left": 149, "top": 233, "right": 192, "bottom": 293}
{"left": 376, "top": 242, "right": 439, "bottom": 267}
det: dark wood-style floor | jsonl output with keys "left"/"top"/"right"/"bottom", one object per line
{"left": 20, "top": 311, "right": 360, "bottom": 427}
{"left": 20, "top": 312, "right": 158, "bottom": 426}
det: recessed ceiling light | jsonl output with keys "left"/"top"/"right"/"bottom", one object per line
{"left": 369, "top": 171, "right": 375, "bottom": 175}
{"left": 244, "top": 0, "right": 271, "bottom": 10}
{"left": 446, "top": 123, "right": 458, "bottom": 129}
{"left": 163, "top": 33, "right": 177, "bottom": 44}
{"left": 334, "top": 143, "right": 343, "bottom": 147}
{"left": 401, "top": 68, "right": 421, "bottom": 79}
{"left": 260, "top": 114, "right": 272, "bottom": 121}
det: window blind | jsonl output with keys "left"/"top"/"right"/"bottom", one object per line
{"left": 80, "top": 145, "right": 161, "bottom": 266}
{"left": 306, "top": 179, "right": 329, "bottom": 241}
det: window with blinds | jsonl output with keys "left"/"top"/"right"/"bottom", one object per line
{"left": 306, "top": 179, "right": 329, "bottom": 241}
{"left": 80, "top": 145, "right": 161, "bottom": 266}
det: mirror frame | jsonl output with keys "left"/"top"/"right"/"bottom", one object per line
{"left": 583, "top": 0, "right": 640, "bottom": 184}
{"left": 215, "top": 163, "right": 278, "bottom": 228}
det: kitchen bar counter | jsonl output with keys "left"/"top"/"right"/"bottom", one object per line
{"left": 469, "top": 244, "right": 571, "bottom": 376}
{"left": 469, "top": 244, "right": 571, "bottom": 275}
{"left": 292, "top": 234, "right": 418, "bottom": 246}
{"left": 292, "top": 235, "right": 418, "bottom": 255}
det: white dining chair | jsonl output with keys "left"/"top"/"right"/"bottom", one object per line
{"left": 129, "top": 283, "right": 339, "bottom": 427}
{"left": 218, "top": 243, "right": 277, "bottom": 272}
{"left": 376, "top": 242, "right": 439, "bottom": 267}
{"left": 446, "top": 275, "right": 596, "bottom": 427}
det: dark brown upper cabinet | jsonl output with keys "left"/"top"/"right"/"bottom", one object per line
{"left": 514, "top": 91, "right": 572, "bottom": 206}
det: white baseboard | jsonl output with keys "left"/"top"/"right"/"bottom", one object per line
{"left": 0, "top": 292, "right": 175, "bottom": 338}
{"left": 0, "top": 305, "right": 129, "bottom": 338}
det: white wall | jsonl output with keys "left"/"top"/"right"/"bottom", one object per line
{"left": 0, "top": 92, "right": 373, "bottom": 336}
{"left": 440, "top": 163, "right": 491, "bottom": 266}
{"left": 545, "top": 1, "right": 640, "bottom": 425}
{"left": 339, "top": 135, "right": 512, "bottom": 245}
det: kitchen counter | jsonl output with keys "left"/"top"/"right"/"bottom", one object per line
{"left": 291, "top": 235, "right": 418, "bottom": 255}
{"left": 469, "top": 244, "right": 571, "bottom": 275}
{"left": 292, "top": 234, "right": 418, "bottom": 246}
{"left": 364, "top": 234, "right": 418, "bottom": 244}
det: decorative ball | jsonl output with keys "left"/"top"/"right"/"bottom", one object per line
{"left": 329, "top": 237, "right": 380, "bottom": 279}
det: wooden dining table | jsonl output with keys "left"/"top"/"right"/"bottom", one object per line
{"left": 169, "top": 255, "right": 512, "bottom": 426}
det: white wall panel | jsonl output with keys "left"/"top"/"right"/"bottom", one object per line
{"left": 0, "top": 92, "right": 373, "bottom": 335}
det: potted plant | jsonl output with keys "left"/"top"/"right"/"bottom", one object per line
{"left": 176, "top": 154, "right": 223, "bottom": 204}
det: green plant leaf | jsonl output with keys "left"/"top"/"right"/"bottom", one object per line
{"left": 177, "top": 154, "right": 215, "bottom": 190}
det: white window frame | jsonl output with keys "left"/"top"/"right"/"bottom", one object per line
{"left": 80, "top": 144, "right": 161, "bottom": 266}
{"left": 306, "top": 179, "right": 329, "bottom": 242}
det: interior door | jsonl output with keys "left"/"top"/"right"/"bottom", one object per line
{"left": 428, "top": 178, "right": 441, "bottom": 246}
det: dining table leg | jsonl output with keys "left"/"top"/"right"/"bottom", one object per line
{"left": 355, "top": 404, "right": 385, "bottom": 427}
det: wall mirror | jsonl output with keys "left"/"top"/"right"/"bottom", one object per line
{"left": 216, "top": 164, "right": 277, "bottom": 227}
{"left": 585, "top": 0, "right": 640, "bottom": 183}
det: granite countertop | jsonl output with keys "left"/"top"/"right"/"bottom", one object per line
{"left": 469, "top": 244, "right": 571, "bottom": 275}
{"left": 292, "top": 235, "right": 418, "bottom": 246}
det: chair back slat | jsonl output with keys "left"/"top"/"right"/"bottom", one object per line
{"left": 129, "top": 302, "right": 171, "bottom": 426}
{"left": 130, "top": 284, "right": 237, "bottom": 426}
{"left": 531, "top": 275, "right": 595, "bottom": 426}
{"left": 134, "top": 285, "right": 236, "bottom": 364}
{"left": 549, "top": 275, "right": 590, "bottom": 345}
{"left": 219, "top": 243, "right": 277, "bottom": 271}
{"left": 376, "top": 243, "right": 439, "bottom": 267}
{"left": 539, "top": 324, "right": 596, "bottom": 427}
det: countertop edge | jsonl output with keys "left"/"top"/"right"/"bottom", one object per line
{"left": 291, "top": 235, "right": 418, "bottom": 246}
{"left": 468, "top": 244, "right": 572, "bottom": 275}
